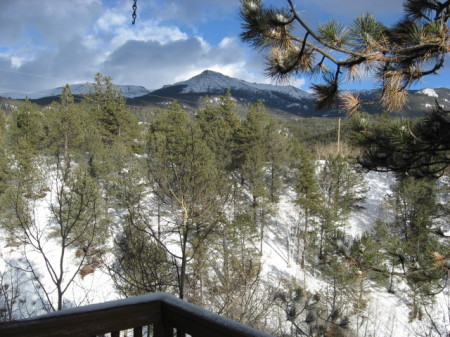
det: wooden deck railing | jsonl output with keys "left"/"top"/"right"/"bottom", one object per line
{"left": 0, "top": 292, "right": 274, "bottom": 337}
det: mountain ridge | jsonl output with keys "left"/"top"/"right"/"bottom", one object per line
{"left": 2, "top": 70, "right": 449, "bottom": 118}
{"left": 137, "top": 70, "right": 450, "bottom": 117}
{"left": 0, "top": 83, "right": 150, "bottom": 100}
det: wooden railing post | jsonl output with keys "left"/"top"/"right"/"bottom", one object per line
{"left": 153, "top": 323, "right": 172, "bottom": 337}
{"left": 133, "top": 327, "right": 143, "bottom": 337}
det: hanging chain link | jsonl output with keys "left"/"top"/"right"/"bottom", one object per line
{"left": 132, "top": 0, "right": 137, "bottom": 25}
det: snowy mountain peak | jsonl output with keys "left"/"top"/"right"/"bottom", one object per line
{"left": 198, "top": 69, "right": 225, "bottom": 78}
{"left": 173, "top": 69, "right": 309, "bottom": 100}
{"left": 176, "top": 70, "right": 238, "bottom": 93}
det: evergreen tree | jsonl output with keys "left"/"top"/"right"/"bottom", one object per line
{"left": 318, "top": 155, "right": 366, "bottom": 220}
{"left": 10, "top": 100, "right": 45, "bottom": 150}
{"left": 233, "top": 102, "right": 275, "bottom": 250}
{"left": 109, "top": 156, "right": 177, "bottom": 297}
{"left": 265, "top": 112, "right": 291, "bottom": 204}
{"left": 6, "top": 100, "right": 47, "bottom": 199}
{"left": 321, "top": 257, "right": 363, "bottom": 325}
{"left": 351, "top": 108, "right": 450, "bottom": 178}
{"left": 196, "top": 90, "right": 241, "bottom": 172}
{"left": 112, "top": 223, "right": 176, "bottom": 297}
{"left": 291, "top": 141, "right": 322, "bottom": 268}
{"left": 84, "top": 73, "right": 139, "bottom": 146}
{"left": 274, "top": 280, "right": 350, "bottom": 337}
{"left": 10, "top": 99, "right": 45, "bottom": 175}
{"left": 205, "top": 213, "right": 264, "bottom": 325}
{"left": 352, "top": 178, "right": 448, "bottom": 318}
{"left": 315, "top": 155, "right": 366, "bottom": 259}
{"left": 349, "top": 227, "right": 391, "bottom": 287}
{"left": 145, "top": 102, "right": 226, "bottom": 299}
{"left": 81, "top": 74, "right": 141, "bottom": 198}
{"left": 45, "top": 84, "right": 84, "bottom": 169}
{"left": 389, "top": 177, "right": 447, "bottom": 294}
{"left": 0, "top": 109, "right": 8, "bottom": 193}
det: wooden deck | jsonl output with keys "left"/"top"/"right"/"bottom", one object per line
{"left": 0, "top": 292, "right": 274, "bottom": 337}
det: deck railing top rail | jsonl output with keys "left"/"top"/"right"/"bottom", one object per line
{"left": 0, "top": 292, "right": 275, "bottom": 337}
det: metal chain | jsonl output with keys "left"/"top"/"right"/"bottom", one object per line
{"left": 132, "top": 0, "right": 137, "bottom": 24}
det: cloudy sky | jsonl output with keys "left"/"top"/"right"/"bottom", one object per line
{"left": 0, "top": 0, "right": 447, "bottom": 95}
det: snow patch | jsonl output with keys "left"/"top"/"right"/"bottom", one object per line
{"left": 417, "top": 88, "right": 438, "bottom": 98}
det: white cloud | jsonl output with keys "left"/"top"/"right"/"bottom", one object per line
{"left": 219, "top": 37, "right": 236, "bottom": 48}
{"left": 95, "top": 8, "right": 127, "bottom": 32}
{"left": 291, "top": 78, "right": 307, "bottom": 90}
{"left": 110, "top": 24, "right": 188, "bottom": 49}
{"left": 92, "top": 4, "right": 189, "bottom": 51}
{"left": 10, "top": 56, "right": 27, "bottom": 69}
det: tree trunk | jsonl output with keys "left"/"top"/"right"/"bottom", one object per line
{"left": 179, "top": 229, "right": 188, "bottom": 300}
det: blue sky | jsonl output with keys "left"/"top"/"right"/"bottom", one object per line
{"left": 0, "top": 0, "right": 447, "bottom": 95}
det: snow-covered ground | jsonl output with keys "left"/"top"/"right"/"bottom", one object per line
{"left": 0, "top": 174, "right": 119, "bottom": 318}
{"left": 0, "top": 170, "right": 448, "bottom": 336}
{"left": 261, "top": 171, "right": 449, "bottom": 337}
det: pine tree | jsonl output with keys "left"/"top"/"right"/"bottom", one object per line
{"left": 349, "top": 227, "right": 390, "bottom": 286}
{"left": 10, "top": 100, "right": 45, "bottom": 175}
{"left": 112, "top": 223, "right": 176, "bottom": 297}
{"left": 391, "top": 178, "right": 447, "bottom": 290}
{"left": 264, "top": 110, "right": 291, "bottom": 204}
{"left": 196, "top": 90, "right": 241, "bottom": 172}
{"left": 109, "top": 155, "right": 177, "bottom": 297}
{"left": 204, "top": 213, "right": 264, "bottom": 325}
{"left": 10, "top": 100, "right": 44, "bottom": 150}
{"left": 0, "top": 109, "right": 8, "bottom": 193}
{"left": 7, "top": 100, "right": 46, "bottom": 197}
{"left": 316, "top": 155, "right": 366, "bottom": 260}
{"left": 351, "top": 108, "right": 450, "bottom": 178}
{"left": 84, "top": 73, "right": 139, "bottom": 146}
{"left": 80, "top": 74, "right": 141, "bottom": 195}
{"left": 233, "top": 102, "right": 272, "bottom": 250}
{"left": 145, "top": 102, "right": 226, "bottom": 299}
{"left": 45, "top": 84, "right": 84, "bottom": 169}
{"left": 345, "top": 176, "right": 449, "bottom": 322}
{"left": 291, "top": 141, "right": 322, "bottom": 268}
{"left": 274, "top": 280, "right": 350, "bottom": 337}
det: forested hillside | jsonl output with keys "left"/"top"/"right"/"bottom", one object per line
{"left": 0, "top": 75, "right": 448, "bottom": 336}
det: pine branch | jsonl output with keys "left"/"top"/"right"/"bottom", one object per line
{"left": 241, "top": 0, "right": 449, "bottom": 111}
